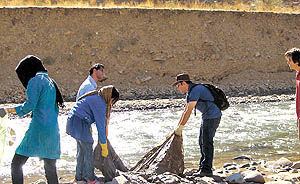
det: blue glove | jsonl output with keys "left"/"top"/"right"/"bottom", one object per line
{"left": 0, "top": 108, "right": 6, "bottom": 118}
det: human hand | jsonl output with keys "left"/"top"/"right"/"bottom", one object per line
{"left": 174, "top": 125, "right": 184, "bottom": 136}
{"left": 100, "top": 142, "right": 108, "bottom": 158}
{"left": 0, "top": 108, "right": 7, "bottom": 118}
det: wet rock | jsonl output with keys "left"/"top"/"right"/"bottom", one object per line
{"left": 157, "top": 173, "right": 181, "bottom": 184}
{"left": 265, "top": 181, "right": 294, "bottom": 184}
{"left": 264, "top": 161, "right": 277, "bottom": 169}
{"left": 109, "top": 175, "right": 129, "bottom": 184}
{"left": 243, "top": 170, "right": 265, "bottom": 183}
{"left": 249, "top": 166, "right": 258, "bottom": 171}
{"left": 183, "top": 168, "right": 196, "bottom": 176}
{"left": 215, "top": 169, "right": 224, "bottom": 174}
{"left": 278, "top": 167, "right": 292, "bottom": 173}
{"left": 251, "top": 161, "right": 259, "bottom": 166}
{"left": 121, "top": 173, "right": 148, "bottom": 183}
{"left": 291, "top": 161, "right": 300, "bottom": 169}
{"left": 34, "top": 180, "right": 46, "bottom": 184}
{"left": 226, "top": 165, "right": 239, "bottom": 171}
{"left": 280, "top": 172, "right": 300, "bottom": 183}
{"left": 225, "top": 173, "right": 245, "bottom": 184}
{"left": 239, "top": 163, "right": 250, "bottom": 168}
{"left": 232, "top": 155, "right": 252, "bottom": 161}
{"left": 290, "top": 169, "right": 298, "bottom": 173}
{"left": 224, "top": 163, "right": 237, "bottom": 168}
{"left": 265, "top": 158, "right": 293, "bottom": 169}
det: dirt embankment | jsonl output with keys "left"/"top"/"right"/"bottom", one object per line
{"left": 0, "top": 7, "right": 300, "bottom": 103}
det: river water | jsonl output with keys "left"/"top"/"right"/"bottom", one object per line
{"left": 1, "top": 101, "right": 300, "bottom": 183}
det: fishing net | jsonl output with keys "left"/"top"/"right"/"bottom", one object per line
{"left": 94, "top": 133, "right": 184, "bottom": 181}
{"left": 131, "top": 133, "right": 184, "bottom": 175}
{"left": 94, "top": 139, "right": 129, "bottom": 181}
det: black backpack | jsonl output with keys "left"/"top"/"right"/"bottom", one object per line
{"left": 188, "top": 83, "right": 229, "bottom": 111}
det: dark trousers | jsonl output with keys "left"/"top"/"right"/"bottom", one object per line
{"left": 199, "top": 117, "right": 221, "bottom": 172}
{"left": 75, "top": 140, "right": 95, "bottom": 181}
{"left": 11, "top": 153, "right": 58, "bottom": 184}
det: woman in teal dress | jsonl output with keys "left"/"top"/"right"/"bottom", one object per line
{"left": 0, "top": 55, "right": 64, "bottom": 184}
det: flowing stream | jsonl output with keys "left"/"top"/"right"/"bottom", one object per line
{"left": 1, "top": 101, "right": 300, "bottom": 183}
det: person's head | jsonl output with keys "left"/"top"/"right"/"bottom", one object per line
{"left": 172, "top": 73, "right": 192, "bottom": 94}
{"left": 98, "top": 85, "right": 119, "bottom": 119}
{"left": 89, "top": 63, "right": 105, "bottom": 82}
{"left": 285, "top": 48, "right": 300, "bottom": 71}
{"left": 16, "top": 55, "right": 47, "bottom": 89}
{"left": 15, "top": 55, "right": 64, "bottom": 108}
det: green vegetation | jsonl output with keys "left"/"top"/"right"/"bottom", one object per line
{"left": 0, "top": 0, "right": 300, "bottom": 13}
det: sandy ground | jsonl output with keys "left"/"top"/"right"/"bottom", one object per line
{"left": 0, "top": 8, "right": 300, "bottom": 104}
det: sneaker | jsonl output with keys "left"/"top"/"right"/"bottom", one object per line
{"left": 87, "top": 179, "right": 103, "bottom": 184}
{"left": 73, "top": 179, "right": 87, "bottom": 184}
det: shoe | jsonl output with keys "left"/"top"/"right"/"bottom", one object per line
{"left": 87, "top": 179, "right": 103, "bottom": 184}
{"left": 73, "top": 179, "right": 87, "bottom": 184}
{"left": 193, "top": 170, "right": 213, "bottom": 177}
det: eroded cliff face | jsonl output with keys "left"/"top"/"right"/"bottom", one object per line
{"left": 0, "top": 7, "right": 299, "bottom": 102}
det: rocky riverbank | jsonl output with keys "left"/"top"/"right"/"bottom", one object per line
{"left": 59, "top": 93, "right": 295, "bottom": 114}
{"left": 2, "top": 93, "right": 296, "bottom": 117}
{"left": 32, "top": 156, "right": 300, "bottom": 184}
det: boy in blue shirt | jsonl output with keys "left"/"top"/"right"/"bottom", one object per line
{"left": 172, "top": 73, "right": 221, "bottom": 177}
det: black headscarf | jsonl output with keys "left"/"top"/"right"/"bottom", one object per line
{"left": 15, "top": 55, "right": 64, "bottom": 108}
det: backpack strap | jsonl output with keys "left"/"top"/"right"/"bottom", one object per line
{"left": 187, "top": 83, "right": 200, "bottom": 116}
{"left": 187, "top": 83, "right": 214, "bottom": 116}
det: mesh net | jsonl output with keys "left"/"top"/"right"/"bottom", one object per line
{"left": 131, "top": 133, "right": 184, "bottom": 175}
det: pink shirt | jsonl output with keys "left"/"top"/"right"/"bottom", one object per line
{"left": 296, "top": 71, "right": 300, "bottom": 120}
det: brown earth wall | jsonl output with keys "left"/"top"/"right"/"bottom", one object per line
{"left": 0, "top": 7, "right": 300, "bottom": 102}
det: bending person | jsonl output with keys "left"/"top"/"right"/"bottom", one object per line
{"left": 0, "top": 55, "right": 64, "bottom": 184}
{"left": 172, "top": 73, "right": 222, "bottom": 177}
{"left": 67, "top": 85, "right": 128, "bottom": 183}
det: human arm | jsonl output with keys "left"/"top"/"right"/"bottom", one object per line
{"left": 297, "top": 105, "right": 300, "bottom": 143}
{"left": 106, "top": 116, "right": 109, "bottom": 137}
{"left": 296, "top": 78, "right": 300, "bottom": 143}
{"left": 91, "top": 97, "right": 108, "bottom": 157}
{"left": 298, "top": 118, "right": 300, "bottom": 144}
{"left": 14, "top": 78, "right": 41, "bottom": 117}
{"left": 175, "top": 101, "right": 197, "bottom": 136}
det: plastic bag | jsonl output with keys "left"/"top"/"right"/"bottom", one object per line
{"left": 0, "top": 115, "right": 7, "bottom": 164}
